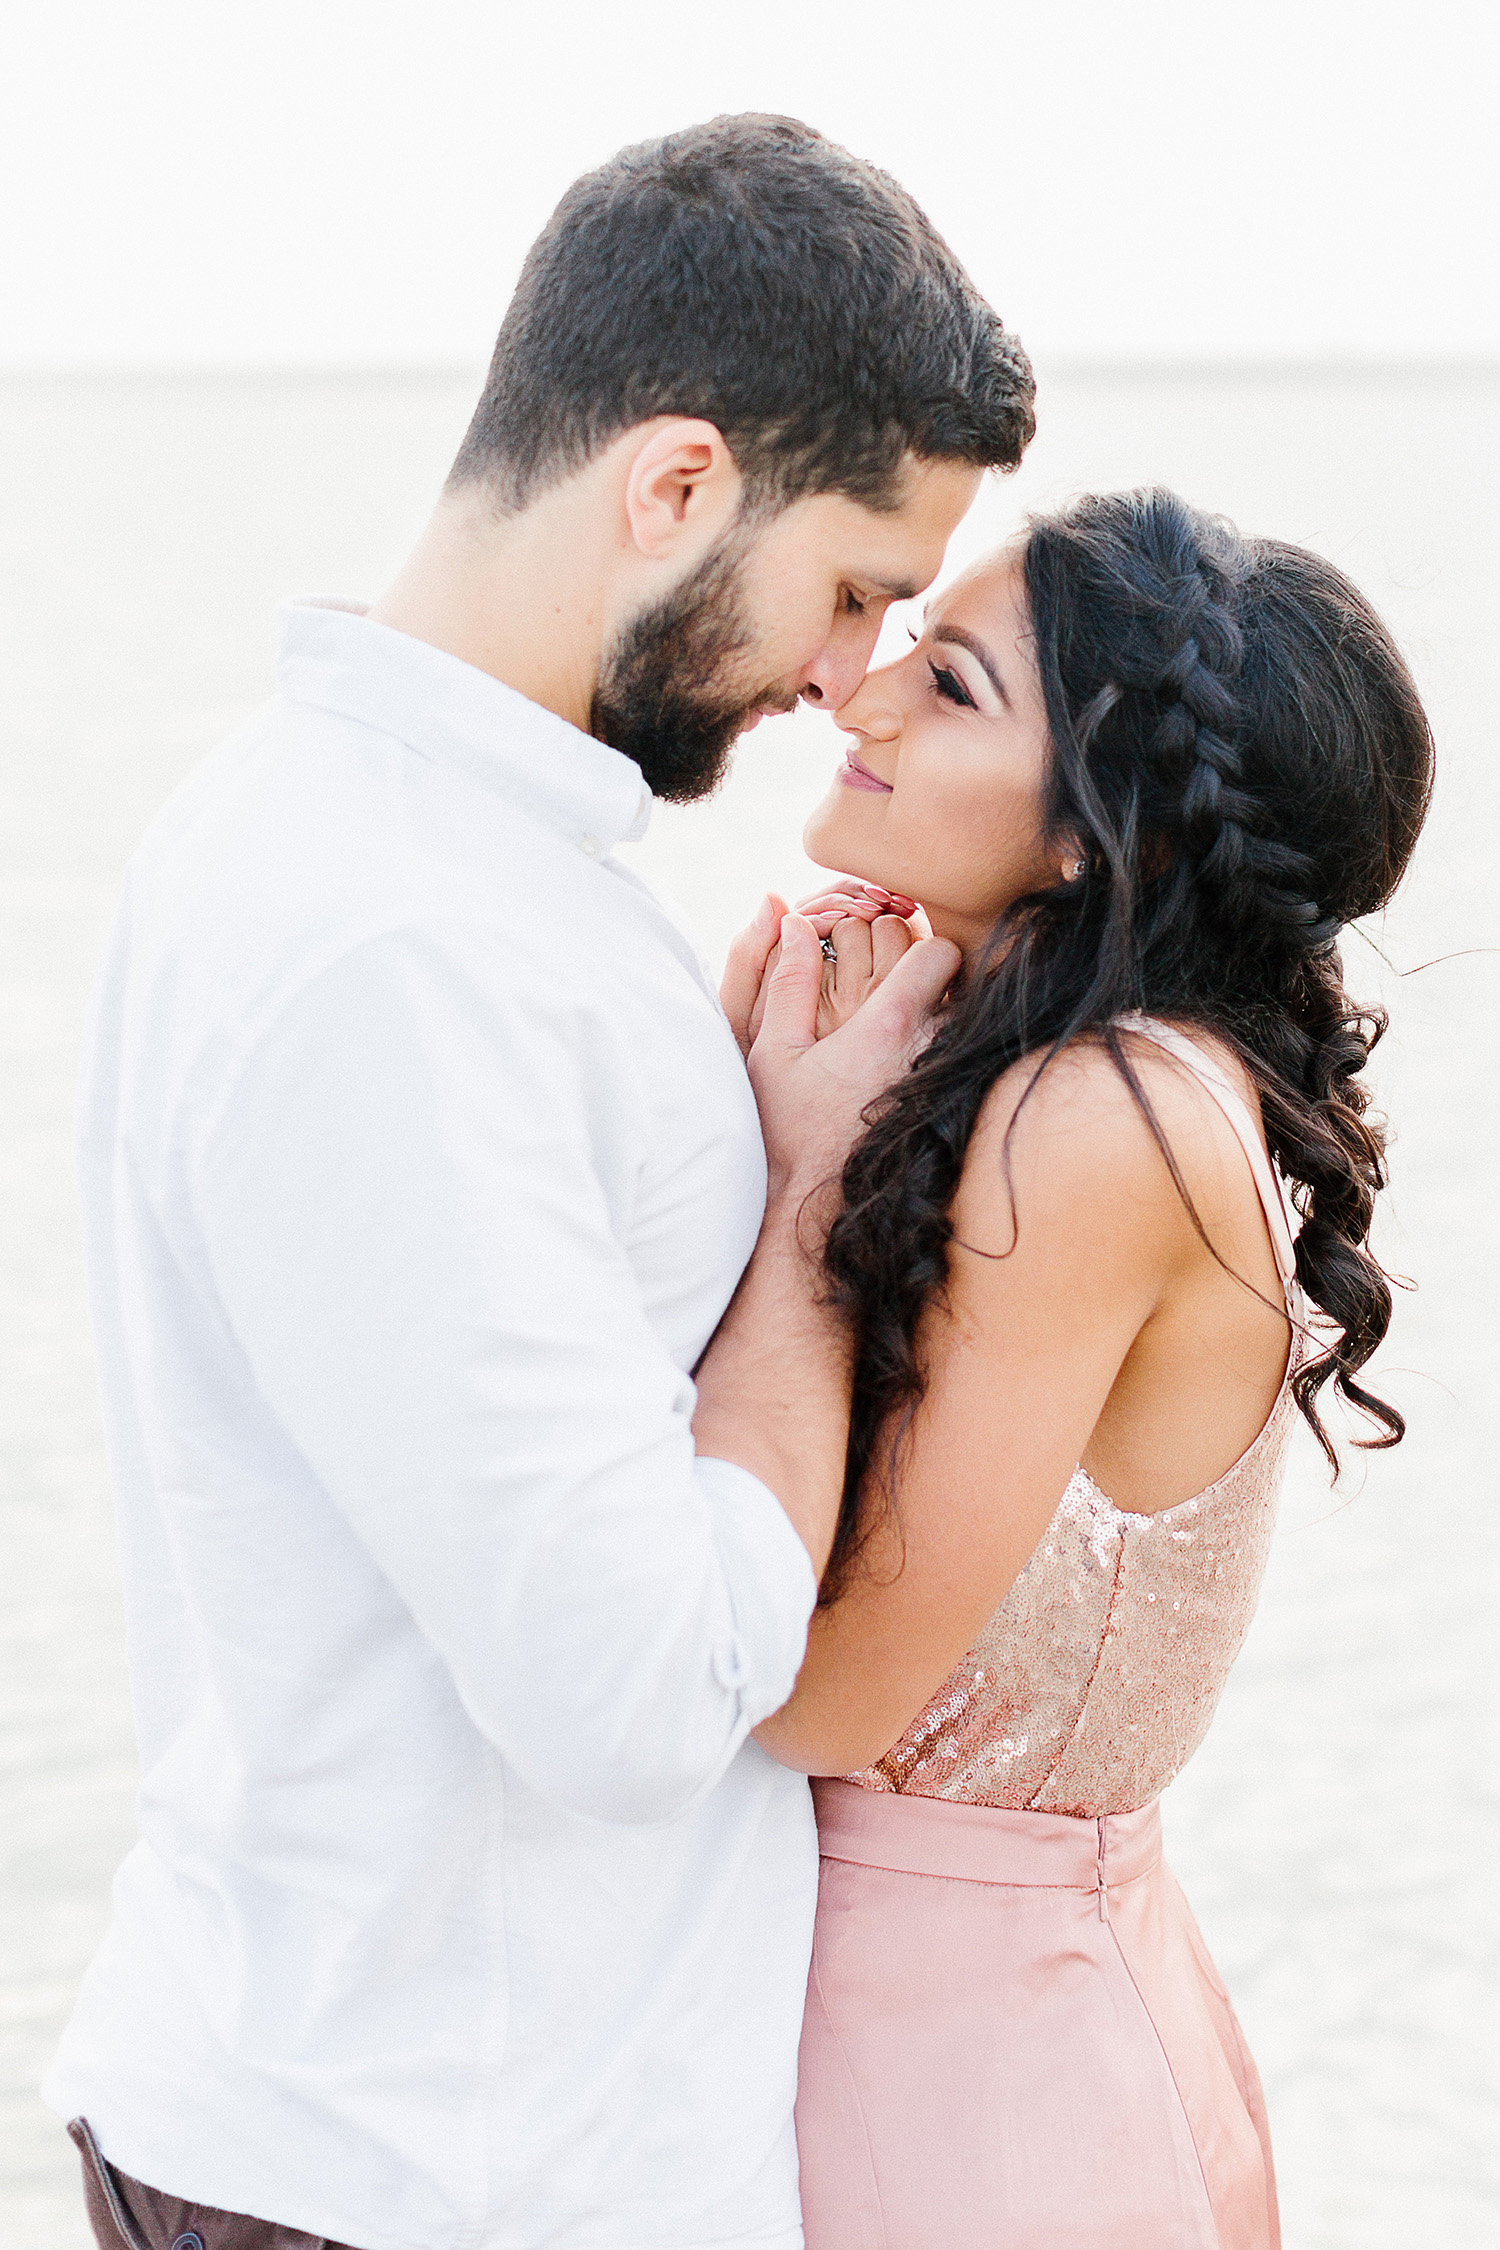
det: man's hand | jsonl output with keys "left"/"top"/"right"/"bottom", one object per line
{"left": 721, "top": 893, "right": 789, "bottom": 1059}
{"left": 748, "top": 914, "right": 960, "bottom": 1194}
{"left": 803, "top": 910, "right": 920, "bottom": 1041}
{"left": 720, "top": 879, "right": 928, "bottom": 1057}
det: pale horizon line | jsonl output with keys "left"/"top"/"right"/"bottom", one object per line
{"left": 2, "top": 353, "right": 1497, "bottom": 385}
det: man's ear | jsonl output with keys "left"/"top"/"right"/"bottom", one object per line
{"left": 622, "top": 419, "right": 742, "bottom": 562}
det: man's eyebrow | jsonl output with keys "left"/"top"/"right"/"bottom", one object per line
{"left": 870, "top": 576, "right": 921, "bottom": 601}
{"left": 932, "top": 623, "right": 1009, "bottom": 706}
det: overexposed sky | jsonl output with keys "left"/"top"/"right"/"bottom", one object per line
{"left": 2, "top": 0, "right": 1496, "bottom": 369}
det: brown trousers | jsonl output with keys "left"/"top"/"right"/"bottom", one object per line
{"left": 70, "top": 2120, "right": 366, "bottom": 2250}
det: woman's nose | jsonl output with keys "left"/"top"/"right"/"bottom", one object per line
{"left": 837, "top": 695, "right": 901, "bottom": 742}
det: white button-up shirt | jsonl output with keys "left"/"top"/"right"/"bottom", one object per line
{"left": 45, "top": 602, "right": 820, "bottom": 2250}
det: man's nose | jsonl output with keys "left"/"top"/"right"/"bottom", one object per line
{"left": 799, "top": 643, "right": 877, "bottom": 712}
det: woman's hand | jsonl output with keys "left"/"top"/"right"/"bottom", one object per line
{"left": 791, "top": 874, "right": 920, "bottom": 939}
{"left": 803, "top": 910, "right": 921, "bottom": 1040}
{"left": 720, "top": 880, "right": 923, "bottom": 1057}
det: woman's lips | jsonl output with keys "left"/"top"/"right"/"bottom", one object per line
{"left": 839, "top": 748, "right": 894, "bottom": 794}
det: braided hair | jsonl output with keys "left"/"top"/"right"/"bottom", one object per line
{"left": 822, "top": 487, "right": 1435, "bottom": 1595}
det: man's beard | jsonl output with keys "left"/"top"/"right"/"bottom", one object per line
{"left": 590, "top": 530, "right": 791, "bottom": 804}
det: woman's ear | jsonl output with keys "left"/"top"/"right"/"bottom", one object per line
{"left": 622, "top": 419, "right": 742, "bottom": 562}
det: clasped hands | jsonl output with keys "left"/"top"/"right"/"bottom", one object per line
{"left": 720, "top": 877, "right": 961, "bottom": 1195}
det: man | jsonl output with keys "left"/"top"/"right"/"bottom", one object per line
{"left": 48, "top": 114, "right": 1034, "bottom": 2250}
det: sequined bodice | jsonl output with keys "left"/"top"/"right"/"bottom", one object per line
{"left": 848, "top": 1017, "right": 1302, "bottom": 1820}
{"left": 849, "top": 1380, "right": 1296, "bottom": 1815}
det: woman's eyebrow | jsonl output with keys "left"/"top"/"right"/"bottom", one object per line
{"left": 931, "top": 623, "right": 1009, "bottom": 706}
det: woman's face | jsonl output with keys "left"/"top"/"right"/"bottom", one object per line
{"left": 803, "top": 546, "right": 1069, "bottom": 958}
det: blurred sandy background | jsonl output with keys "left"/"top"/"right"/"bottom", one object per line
{"left": 3, "top": 361, "right": 1497, "bottom": 2248}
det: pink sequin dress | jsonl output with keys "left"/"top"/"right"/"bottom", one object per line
{"left": 796, "top": 1020, "right": 1298, "bottom": 2250}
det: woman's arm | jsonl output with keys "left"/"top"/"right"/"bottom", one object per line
{"left": 752, "top": 1044, "right": 1210, "bottom": 1775}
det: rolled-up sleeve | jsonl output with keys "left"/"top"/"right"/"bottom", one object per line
{"left": 192, "top": 924, "right": 816, "bottom": 1826}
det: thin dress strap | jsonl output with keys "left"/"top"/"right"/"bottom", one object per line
{"left": 1114, "top": 1013, "right": 1299, "bottom": 1303}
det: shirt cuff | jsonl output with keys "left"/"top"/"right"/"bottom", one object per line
{"left": 693, "top": 1456, "right": 818, "bottom": 1727}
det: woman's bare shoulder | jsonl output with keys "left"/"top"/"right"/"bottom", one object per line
{"left": 953, "top": 1027, "right": 1264, "bottom": 1266}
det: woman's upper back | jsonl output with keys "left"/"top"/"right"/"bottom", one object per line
{"left": 756, "top": 1014, "right": 1303, "bottom": 1786}
{"left": 847, "top": 1018, "right": 1303, "bottom": 1815}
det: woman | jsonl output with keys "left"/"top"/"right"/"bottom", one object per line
{"left": 728, "top": 490, "right": 1433, "bottom": 2247}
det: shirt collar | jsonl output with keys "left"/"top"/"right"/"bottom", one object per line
{"left": 275, "top": 598, "right": 653, "bottom": 854}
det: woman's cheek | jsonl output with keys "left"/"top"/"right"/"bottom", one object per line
{"left": 879, "top": 792, "right": 964, "bottom": 907}
{"left": 921, "top": 781, "right": 1021, "bottom": 917}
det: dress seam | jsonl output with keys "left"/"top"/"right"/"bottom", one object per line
{"left": 1101, "top": 1921, "right": 1221, "bottom": 2244}
{"left": 815, "top": 1851, "right": 1161, "bottom": 1892}
{"left": 808, "top": 1951, "right": 891, "bottom": 2250}
{"left": 1024, "top": 1535, "right": 1129, "bottom": 1810}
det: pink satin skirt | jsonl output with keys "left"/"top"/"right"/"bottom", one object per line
{"left": 796, "top": 1780, "right": 1279, "bottom": 2250}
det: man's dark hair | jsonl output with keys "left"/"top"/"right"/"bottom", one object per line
{"left": 449, "top": 113, "right": 1035, "bottom": 514}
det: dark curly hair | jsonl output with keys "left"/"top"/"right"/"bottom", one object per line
{"left": 822, "top": 487, "right": 1435, "bottom": 1597}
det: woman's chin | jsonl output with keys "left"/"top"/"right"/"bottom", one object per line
{"left": 802, "top": 802, "right": 884, "bottom": 886}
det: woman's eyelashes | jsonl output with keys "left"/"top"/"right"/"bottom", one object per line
{"left": 907, "top": 627, "right": 979, "bottom": 710}
{"left": 928, "top": 659, "right": 976, "bottom": 710}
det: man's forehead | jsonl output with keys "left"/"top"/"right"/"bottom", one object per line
{"left": 822, "top": 462, "right": 980, "bottom": 585}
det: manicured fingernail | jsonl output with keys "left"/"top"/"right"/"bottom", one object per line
{"left": 887, "top": 893, "right": 917, "bottom": 914}
{"left": 862, "top": 883, "right": 891, "bottom": 900}
{"left": 755, "top": 894, "right": 778, "bottom": 934}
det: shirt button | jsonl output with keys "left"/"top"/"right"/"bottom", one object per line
{"left": 579, "top": 833, "right": 600, "bottom": 858}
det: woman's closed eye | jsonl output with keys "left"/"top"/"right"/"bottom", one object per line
{"left": 928, "top": 659, "right": 976, "bottom": 710}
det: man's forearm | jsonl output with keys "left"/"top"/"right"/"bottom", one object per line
{"left": 691, "top": 1171, "right": 851, "bottom": 1580}
{"left": 695, "top": 911, "right": 958, "bottom": 1584}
